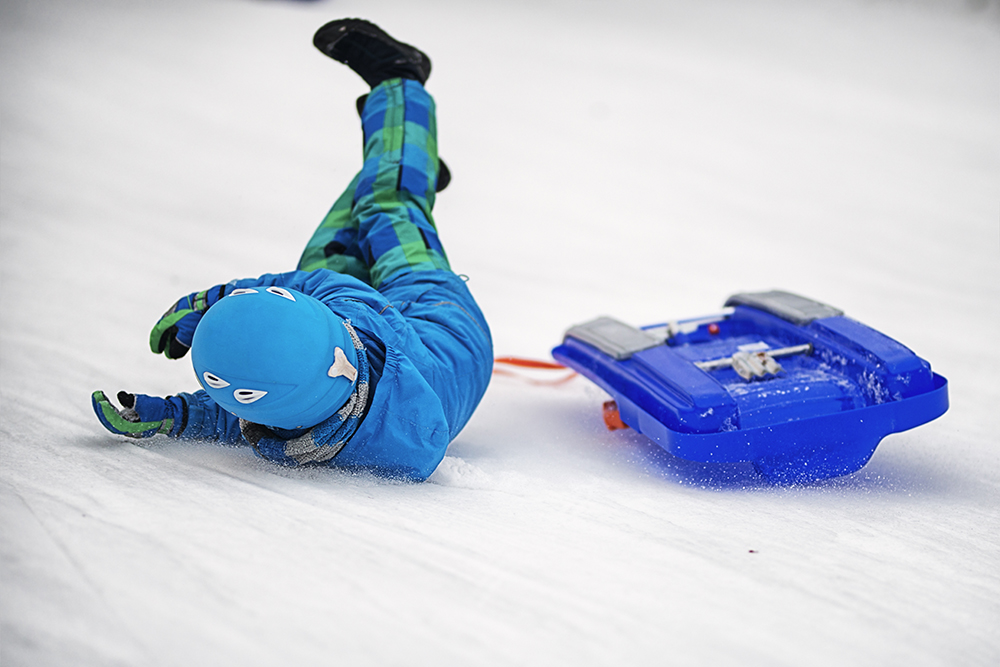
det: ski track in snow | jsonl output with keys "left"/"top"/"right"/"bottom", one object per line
{"left": 2, "top": 0, "right": 999, "bottom": 665}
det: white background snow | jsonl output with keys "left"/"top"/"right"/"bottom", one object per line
{"left": 2, "top": 0, "right": 998, "bottom": 664}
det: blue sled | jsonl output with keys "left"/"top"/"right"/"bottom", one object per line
{"left": 552, "top": 291, "right": 948, "bottom": 483}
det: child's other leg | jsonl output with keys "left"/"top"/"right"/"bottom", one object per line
{"left": 297, "top": 171, "right": 372, "bottom": 284}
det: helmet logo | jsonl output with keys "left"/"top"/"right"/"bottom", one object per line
{"left": 229, "top": 288, "right": 259, "bottom": 296}
{"left": 328, "top": 347, "right": 357, "bottom": 383}
{"left": 203, "top": 372, "right": 231, "bottom": 389}
{"left": 266, "top": 287, "right": 296, "bottom": 301}
{"left": 234, "top": 389, "right": 268, "bottom": 404}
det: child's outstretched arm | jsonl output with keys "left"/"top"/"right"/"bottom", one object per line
{"left": 92, "top": 390, "right": 244, "bottom": 443}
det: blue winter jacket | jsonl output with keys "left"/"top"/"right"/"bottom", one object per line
{"left": 176, "top": 268, "right": 492, "bottom": 481}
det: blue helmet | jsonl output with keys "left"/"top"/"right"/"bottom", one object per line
{"left": 190, "top": 286, "right": 359, "bottom": 429}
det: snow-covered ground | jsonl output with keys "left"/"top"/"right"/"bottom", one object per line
{"left": 2, "top": 0, "right": 998, "bottom": 664}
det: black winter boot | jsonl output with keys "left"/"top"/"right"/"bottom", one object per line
{"left": 314, "top": 19, "right": 431, "bottom": 87}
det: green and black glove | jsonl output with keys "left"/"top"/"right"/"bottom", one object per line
{"left": 149, "top": 285, "right": 228, "bottom": 359}
{"left": 91, "top": 391, "right": 186, "bottom": 438}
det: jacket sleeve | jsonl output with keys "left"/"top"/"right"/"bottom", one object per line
{"left": 175, "top": 390, "right": 245, "bottom": 444}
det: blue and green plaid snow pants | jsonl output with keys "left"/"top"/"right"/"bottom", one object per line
{"left": 295, "top": 77, "right": 492, "bottom": 452}
{"left": 298, "top": 78, "right": 450, "bottom": 288}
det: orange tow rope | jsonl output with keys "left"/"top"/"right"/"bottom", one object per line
{"left": 492, "top": 356, "right": 578, "bottom": 385}
{"left": 494, "top": 356, "right": 567, "bottom": 370}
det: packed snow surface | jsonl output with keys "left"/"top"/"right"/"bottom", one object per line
{"left": 2, "top": 0, "right": 998, "bottom": 665}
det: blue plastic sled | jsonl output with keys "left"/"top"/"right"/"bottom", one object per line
{"left": 551, "top": 291, "right": 949, "bottom": 483}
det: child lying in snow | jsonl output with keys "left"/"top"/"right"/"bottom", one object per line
{"left": 93, "top": 19, "right": 492, "bottom": 481}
